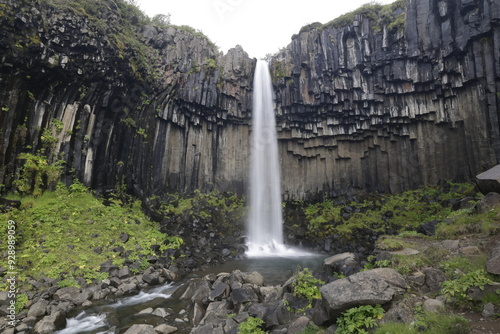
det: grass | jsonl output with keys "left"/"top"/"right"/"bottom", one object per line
{"left": 298, "top": 182, "right": 478, "bottom": 242}
{"left": 375, "top": 311, "right": 471, "bottom": 334}
{"left": 0, "top": 183, "right": 183, "bottom": 291}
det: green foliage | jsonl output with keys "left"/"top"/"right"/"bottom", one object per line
{"left": 335, "top": 304, "right": 385, "bottom": 334}
{"left": 15, "top": 293, "right": 29, "bottom": 314}
{"left": 287, "top": 268, "right": 324, "bottom": 312}
{"left": 299, "top": 323, "right": 321, "bottom": 334}
{"left": 441, "top": 269, "right": 493, "bottom": 303}
{"left": 0, "top": 185, "right": 183, "bottom": 289}
{"left": 57, "top": 278, "right": 81, "bottom": 288}
{"left": 14, "top": 153, "right": 64, "bottom": 196}
{"left": 375, "top": 312, "right": 471, "bottom": 334}
{"left": 435, "top": 206, "right": 500, "bottom": 239}
{"left": 238, "top": 316, "right": 266, "bottom": 334}
{"left": 301, "top": 183, "right": 478, "bottom": 242}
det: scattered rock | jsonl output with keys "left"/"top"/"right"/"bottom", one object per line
{"left": 320, "top": 268, "right": 407, "bottom": 320}
{"left": 459, "top": 245, "right": 480, "bottom": 255}
{"left": 417, "top": 220, "right": 439, "bottom": 236}
{"left": 422, "top": 298, "right": 445, "bottom": 312}
{"left": 482, "top": 302, "right": 496, "bottom": 317}
{"left": 474, "top": 192, "right": 500, "bottom": 213}
{"left": 288, "top": 316, "right": 311, "bottom": 334}
{"left": 323, "top": 252, "right": 359, "bottom": 276}
{"left": 476, "top": 165, "right": 500, "bottom": 195}
{"left": 33, "top": 311, "right": 66, "bottom": 334}
{"left": 27, "top": 300, "right": 49, "bottom": 318}
{"left": 422, "top": 268, "right": 446, "bottom": 293}
{"left": 124, "top": 324, "right": 157, "bottom": 334}
{"left": 487, "top": 242, "right": 500, "bottom": 275}
{"left": 154, "top": 323, "right": 178, "bottom": 334}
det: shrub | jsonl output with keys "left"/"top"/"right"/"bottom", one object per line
{"left": 238, "top": 316, "right": 266, "bottom": 334}
{"left": 336, "top": 304, "right": 385, "bottom": 334}
{"left": 287, "top": 268, "right": 324, "bottom": 312}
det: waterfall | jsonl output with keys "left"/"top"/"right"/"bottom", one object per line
{"left": 246, "top": 60, "right": 286, "bottom": 256}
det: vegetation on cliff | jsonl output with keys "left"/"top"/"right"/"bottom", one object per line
{"left": 299, "top": 0, "right": 406, "bottom": 34}
{"left": 0, "top": 0, "right": 217, "bottom": 83}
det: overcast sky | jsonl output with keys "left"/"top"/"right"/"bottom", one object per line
{"left": 137, "top": 0, "right": 396, "bottom": 59}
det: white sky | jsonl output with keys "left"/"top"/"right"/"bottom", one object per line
{"left": 137, "top": 0, "right": 396, "bottom": 59}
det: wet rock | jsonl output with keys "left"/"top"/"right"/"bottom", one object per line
{"left": 320, "top": 268, "right": 407, "bottom": 320}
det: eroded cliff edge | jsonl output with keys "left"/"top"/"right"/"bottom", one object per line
{"left": 1, "top": 0, "right": 499, "bottom": 201}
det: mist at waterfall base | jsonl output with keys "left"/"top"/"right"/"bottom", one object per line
{"left": 246, "top": 60, "right": 313, "bottom": 258}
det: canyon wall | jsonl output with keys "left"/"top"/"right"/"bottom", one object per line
{"left": 1, "top": 0, "right": 499, "bottom": 201}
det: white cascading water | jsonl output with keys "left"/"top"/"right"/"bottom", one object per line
{"left": 246, "top": 60, "right": 287, "bottom": 256}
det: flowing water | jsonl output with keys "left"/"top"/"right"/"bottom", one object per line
{"left": 246, "top": 60, "right": 286, "bottom": 256}
{"left": 246, "top": 60, "right": 315, "bottom": 258}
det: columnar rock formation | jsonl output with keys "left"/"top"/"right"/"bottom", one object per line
{"left": 0, "top": 0, "right": 499, "bottom": 201}
{"left": 271, "top": 0, "right": 500, "bottom": 198}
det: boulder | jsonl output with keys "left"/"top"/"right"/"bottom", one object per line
{"left": 288, "top": 316, "right": 311, "bottom": 334}
{"left": 27, "top": 300, "right": 49, "bottom": 318}
{"left": 124, "top": 324, "right": 157, "bottom": 334}
{"left": 154, "top": 324, "right": 178, "bottom": 334}
{"left": 422, "top": 298, "right": 445, "bottom": 312}
{"left": 33, "top": 311, "right": 66, "bottom": 334}
{"left": 231, "top": 286, "right": 259, "bottom": 305}
{"left": 416, "top": 220, "right": 439, "bottom": 236}
{"left": 482, "top": 302, "right": 496, "bottom": 317}
{"left": 476, "top": 165, "right": 500, "bottom": 194}
{"left": 422, "top": 268, "right": 446, "bottom": 293}
{"left": 242, "top": 271, "right": 264, "bottom": 286}
{"left": 320, "top": 268, "right": 407, "bottom": 320}
{"left": 474, "top": 192, "right": 500, "bottom": 213}
{"left": 487, "top": 242, "right": 500, "bottom": 275}
{"left": 323, "top": 252, "right": 359, "bottom": 276}
{"left": 53, "top": 286, "right": 80, "bottom": 302}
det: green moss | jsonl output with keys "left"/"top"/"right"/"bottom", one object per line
{"left": 0, "top": 185, "right": 183, "bottom": 290}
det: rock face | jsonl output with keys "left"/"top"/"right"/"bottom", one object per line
{"left": 1, "top": 0, "right": 500, "bottom": 200}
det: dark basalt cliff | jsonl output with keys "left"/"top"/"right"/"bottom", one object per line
{"left": 1, "top": 0, "right": 499, "bottom": 201}
{"left": 271, "top": 0, "right": 500, "bottom": 198}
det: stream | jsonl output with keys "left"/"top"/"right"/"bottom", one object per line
{"left": 54, "top": 254, "right": 325, "bottom": 333}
